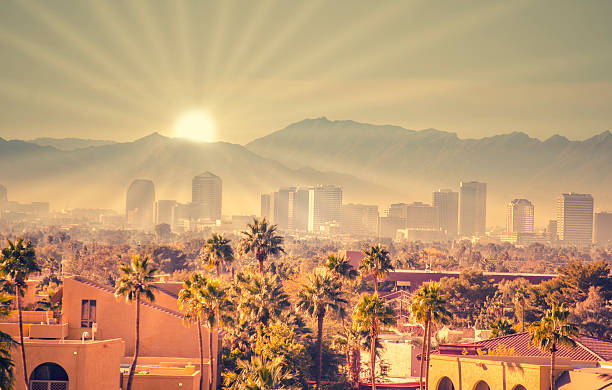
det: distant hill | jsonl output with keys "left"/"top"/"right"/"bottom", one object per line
{"left": 0, "top": 133, "right": 391, "bottom": 215}
{"left": 246, "top": 117, "right": 612, "bottom": 224}
{"left": 27, "top": 137, "right": 117, "bottom": 151}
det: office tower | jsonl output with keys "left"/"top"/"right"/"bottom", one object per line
{"left": 342, "top": 204, "right": 379, "bottom": 236}
{"left": 273, "top": 187, "right": 294, "bottom": 230}
{"left": 405, "top": 202, "right": 438, "bottom": 230}
{"left": 433, "top": 189, "right": 459, "bottom": 237}
{"left": 156, "top": 200, "right": 177, "bottom": 226}
{"left": 308, "top": 185, "right": 342, "bottom": 232}
{"left": 556, "top": 193, "right": 594, "bottom": 246}
{"left": 506, "top": 199, "right": 534, "bottom": 234}
{"left": 0, "top": 184, "right": 6, "bottom": 202}
{"left": 292, "top": 187, "right": 310, "bottom": 231}
{"left": 126, "top": 179, "right": 156, "bottom": 228}
{"left": 594, "top": 212, "right": 612, "bottom": 244}
{"left": 547, "top": 220, "right": 558, "bottom": 241}
{"left": 459, "top": 181, "right": 487, "bottom": 237}
{"left": 192, "top": 172, "right": 222, "bottom": 221}
{"left": 261, "top": 194, "right": 272, "bottom": 220}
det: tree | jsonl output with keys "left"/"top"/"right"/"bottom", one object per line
{"left": 326, "top": 254, "right": 358, "bottom": 280}
{"left": 114, "top": 255, "right": 158, "bottom": 390}
{"left": 200, "top": 278, "right": 231, "bottom": 390}
{"left": 224, "top": 353, "right": 292, "bottom": 390}
{"left": 359, "top": 245, "right": 394, "bottom": 293}
{"left": 571, "top": 286, "right": 612, "bottom": 339}
{"left": 178, "top": 273, "right": 208, "bottom": 390}
{"left": 490, "top": 319, "right": 516, "bottom": 338}
{"left": 354, "top": 293, "right": 396, "bottom": 390}
{"left": 0, "top": 294, "right": 16, "bottom": 389}
{"left": 332, "top": 325, "right": 364, "bottom": 390}
{"left": 296, "top": 270, "right": 347, "bottom": 389}
{"left": 529, "top": 304, "right": 578, "bottom": 390}
{"left": 0, "top": 238, "right": 41, "bottom": 390}
{"left": 202, "top": 233, "right": 234, "bottom": 277}
{"left": 239, "top": 218, "right": 285, "bottom": 273}
{"left": 410, "top": 282, "right": 450, "bottom": 390}
{"left": 514, "top": 286, "right": 528, "bottom": 332}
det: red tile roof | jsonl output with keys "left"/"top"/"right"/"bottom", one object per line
{"left": 439, "top": 332, "right": 612, "bottom": 361}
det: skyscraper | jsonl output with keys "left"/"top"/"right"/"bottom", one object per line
{"left": 0, "top": 184, "right": 6, "bottom": 202}
{"left": 594, "top": 212, "right": 612, "bottom": 244}
{"left": 192, "top": 172, "right": 222, "bottom": 221}
{"left": 273, "top": 187, "right": 294, "bottom": 230}
{"left": 126, "top": 179, "right": 156, "bottom": 228}
{"left": 433, "top": 189, "right": 458, "bottom": 237}
{"left": 260, "top": 194, "right": 272, "bottom": 220}
{"left": 291, "top": 187, "right": 310, "bottom": 231}
{"left": 308, "top": 185, "right": 342, "bottom": 232}
{"left": 506, "top": 199, "right": 534, "bottom": 234}
{"left": 342, "top": 204, "right": 379, "bottom": 236}
{"left": 556, "top": 193, "right": 593, "bottom": 246}
{"left": 459, "top": 181, "right": 487, "bottom": 237}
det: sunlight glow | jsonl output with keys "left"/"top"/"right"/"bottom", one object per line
{"left": 173, "top": 110, "right": 217, "bottom": 142}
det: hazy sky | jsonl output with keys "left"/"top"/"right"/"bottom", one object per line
{"left": 1, "top": 0, "right": 611, "bottom": 144}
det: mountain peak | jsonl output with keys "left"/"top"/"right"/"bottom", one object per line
{"left": 134, "top": 132, "right": 168, "bottom": 143}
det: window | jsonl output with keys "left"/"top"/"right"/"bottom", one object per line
{"left": 80, "top": 300, "right": 96, "bottom": 328}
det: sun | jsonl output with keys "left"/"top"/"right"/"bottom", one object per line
{"left": 173, "top": 110, "right": 216, "bottom": 142}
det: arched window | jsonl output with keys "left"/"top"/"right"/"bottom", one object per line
{"left": 473, "top": 381, "right": 491, "bottom": 390}
{"left": 30, "top": 363, "right": 69, "bottom": 390}
{"left": 437, "top": 376, "right": 456, "bottom": 390}
{"left": 512, "top": 386, "right": 527, "bottom": 390}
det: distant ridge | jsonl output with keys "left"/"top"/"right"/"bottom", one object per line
{"left": 28, "top": 137, "right": 117, "bottom": 151}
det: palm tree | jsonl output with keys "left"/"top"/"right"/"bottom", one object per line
{"left": 0, "top": 238, "right": 40, "bottom": 390}
{"left": 529, "top": 304, "right": 578, "bottom": 390}
{"left": 178, "top": 273, "right": 208, "bottom": 390}
{"left": 490, "top": 318, "right": 517, "bottom": 338}
{"left": 0, "top": 293, "right": 16, "bottom": 389}
{"left": 202, "top": 233, "right": 234, "bottom": 277}
{"left": 234, "top": 271, "right": 290, "bottom": 327}
{"left": 326, "top": 254, "right": 358, "bottom": 280}
{"left": 359, "top": 245, "right": 394, "bottom": 293}
{"left": 514, "top": 286, "right": 527, "bottom": 332}
{"left": 225, "top": 353, "right": 292, "bottom": 390}
{"left": 296, "top": 270, "right": 347, "bottom": 389}
{"left": 200, "top": 278, "right": 231, "bottom": 390}
{"left": 239, "top": 218, "right": 285, "bottom": 273}
{"left": 354, "top": 293, "right": 396, "bottom": 390}
{"left": 332, "top": 325, "right": 363, "bottom": 390}
{"left": 410, "top": 282, "right": 450, "bottom": 390}
{"left": 114, "top": 255, "right": 157, "bottom": 390}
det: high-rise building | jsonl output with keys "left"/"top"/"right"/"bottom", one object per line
{"left": 292, "top": 187, "right": 310, "bottom": 231}
{"left": 260, "top": 194, "right": 272, "bottom": 220}
{"left": 547, "top": 220, "right": 558, "bottom": 241}
{"left": 432, "top": 189, "right": 458, "bottom": 237}
{"left": 0, "top": 184, "right": 7, "bottom": 202}
{"left": 459, "top": 181, "right": 487, "bottom": 237}
{"left": 156, "top": 200, "right": 177, "bottom": 226}
{"left": 594, "top": 212, "right": 612, "bottom": 245}
{"left": 342, "top": 204, "right": 379, "bottom": 236}
{"left": 192, "top": 172, "right": 222, "bottom": 221}
{"left": 272, "top": 187, "right": 294, "bottom": 230}
{"left": 556, "top": 193, "right": 593, "bottom": 246}
{"left": 404, "top": 202, "right": 438, "bottom": 230}
{"left": 126, "top": 179, "right": 156, "bottom": 228}
{"left": 506, "top": 199, "right": 534, "bottom": 234}
{"left": 308, "top": 185, "right": 342, "bottom": 232}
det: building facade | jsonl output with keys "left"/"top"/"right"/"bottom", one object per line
{"left": 594, "top": 212, "right": 612, "bottom": 244}
{"left": 459, "top": 181, "right": 487, "bottom": 237}
{"left": 260, "top": 193, "right": 272, "bottom": 220}
{"left": 156, "top": 199, "right": 177, "bottom": 226}
{"left": 556, "top": 193, "right": 593, "bottom": 246}
{"left": 342, "top": 203, "right": 379, "bottom": 236}
{"left": 433, "top": 189, "right": 458, "bottom": 238}
{"left": 506, "top": 198, "right": 534, "bottom": 234}
{"left": 126, "top": 179, "right": 156, "bottom": 228}
{"left": 192, "top": 172, "right": 222, "bottom": 221}
{"left": 0, "top": 183, "right": 7, "bottom": 202}
{"left": 308, "top": 185, "right": 342, "bottom": 232}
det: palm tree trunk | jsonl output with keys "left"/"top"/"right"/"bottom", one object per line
{"left": 16, "top": 289, "right": 28, "bottom": 390}
{"left": 418, "top": 318, "right": 429, "bottom": 390}
{"left": 374, "top": 275, "right": 378, "bottom": 294}
{"left": 317, "top": 313, "right": 324, "bottom": 389}
{"left": 126, "top": 294, "right": 140, "bottom": 390}
{"left": 198, "top": 318, "right": 204, "bottom": 390}
{"left": 550, "top": 348, "right": 556, "bottom": 390}
{"left": 521, "top": 301, "right": 525, "bottom": 332}
{"left": 370, "top": 329, "right": 376, "bottom": 390}
{"left": 352, "top": 348, "right": 361, "bottom": 390}
{"left": 209, "top": 326, "right": 214, "bottom": 390}
{"left": 216, "top": 263, "right": 220, "bottom": 278}
{"left": 425, "top": 320, "right": 432, "bottom": 390}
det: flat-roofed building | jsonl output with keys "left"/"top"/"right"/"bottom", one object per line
{"left": 557, "top": 193, "right": 593, "bottom": 246}
{"left": 433, "top": 189, "right": 459, "bottom": 238}
{"left": 192, "top": 171, "right": 222, "bottom": 221}
{"left": 506, "top": 198, "right": 534, "bottom": 234}
{"left": 460, "top": 181, "right": 487, "bottom": 237}
{"left": 260, "top": 193, "right": 272, "bottom": 220}
{"left": 594, "top": 212, "right": 612, "bottom": 244}
{"left": 0, "top": 184, "right": 7, "bottom": 202}
{"left": 126, "top": 179, "right": 156, "bottom": 228}
{"left": 308, "top": 185, "right": 342, "bottom": 232}
{"left": 342, "top": 203, "right": 379, "bottom": 236}
{"left": 156, "top": 199, "right": 177, "bottom": 226}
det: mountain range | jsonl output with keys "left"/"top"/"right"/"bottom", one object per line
{"left": 2, "top": 117, "right": 611, "bottom": 225}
